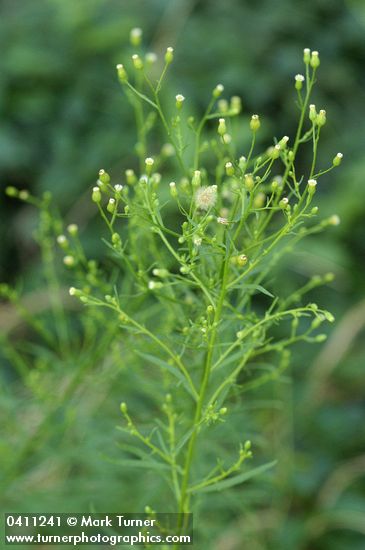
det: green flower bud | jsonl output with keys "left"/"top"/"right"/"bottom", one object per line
{"left": 130, "top": 27, "right": 142, "bottom": 47}
{"left": 218, "top": 118, "right": 227, "bottom": 136}
{"left": 332, "top": 153, "right": 343, "bottom": 166}
{"left": 230, "top": 95, "right": 242, "bottom": 114}
{"left": 5, "top": 186, "right": 18, "bottom": 197}
{"left": 295, "top": 74, "right": 305, "bottom": 90}
{"left": 192, "top": 170, "right": 201, "bottom": 187}
{"left": 132, "top": 54, "right": 143, "bottom": 70}
{"left": 152, "top": 268, "right": 169, "bottom": 278}
{"left": 145, "top": 157, "right": 154, "bottom": 175}
{"left": 303, "top": 48, "right": 311, "bottom": 64}
{"left": 92, "top": 186, "right": 101, "bottom": 203}
{"left": 19, "top": 190, "right": 29, "bottom": 200}
{"left": 63, "top": 255, "right": 75, "bottom": 267}
{"left": 107, "top": 198, "right": 116, "bottom": 213}
{"left": 244, "top": 173, "right": 254, "bottom": 191}
{"left": 175, "top": 94, "right": 185, "bottom": 109}
{"left": 99, "top": 169, "right": 110, "bottom": 184}
{"left": 279, "top": 197, "right": 289, "bottom": 210}
{"left": 309, "top": 104, "right": 317, "bottom": 123}
{"left": 250, "top": 114, "right": 260, "bottom": 132}
{"left": 316, "top": 109, "right": 326, "bottom": 127}
{"left": 120, "top": 402, "right": 128, "bottom": 414}
{"left": 310, "top": 50, "right": 320, "bottom": 68}
{"left": 169, "top": 181, "right": 177, "bottom": 197}
{"left": 225, "top": 162, "right": 235, "bottom": 177}
{"left": 125, "top": 169, "right": 137, "bottom": 185}
{"left": 57, "top": 235, "right": 68, "bottom": 249}
{"left": 307, "top": 179, "right": 317, "bottom": 194}
{"left": 116, "top": 64, "right": 128, "bottom": 83}
{"left": 213, "top": 83, "right": 224, "bottom": 98}
{"left": 239, "top": 156, "right": 247, "bottom": 171}
{"left": 165, "top": 47, "right": 174, "bottom": 64}
{"left": 218, "top": 99, "right": 229, "bottom": 113}
{"left": 67, "top": 223, "right": 78, "bottom": 236}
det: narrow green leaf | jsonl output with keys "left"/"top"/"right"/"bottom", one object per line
{"left": 135, "top": 351, "right": 195, "bottom": 398}
{"left": 192, "top": 460, "right": 277, "bottom": 494}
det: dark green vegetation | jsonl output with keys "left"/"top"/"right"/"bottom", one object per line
{"left": 1, "top": 1, "right": 365, "bottom": 549}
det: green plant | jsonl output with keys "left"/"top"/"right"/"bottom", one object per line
{"left": 4, "top": 31, "right": 343, "bottom": 547}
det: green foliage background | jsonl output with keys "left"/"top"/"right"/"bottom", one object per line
{"left": 1, "top": 1, "right": 364, "bottom": 548}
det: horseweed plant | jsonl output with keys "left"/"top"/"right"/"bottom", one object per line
{"left": 6, "top": 32, "right": 342, "bottom": 543}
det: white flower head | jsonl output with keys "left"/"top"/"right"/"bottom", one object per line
{"left": 195, "top": 185, "right": 218, "bottom": 211}
{"left": 176, "top": 94, "right": 185, "bottom": 102}
{"left": 114, "top": 184, "right": 123, "bottom": 192}
{"left": 295, "top": 74, "right": 305, "bottom": 82}
{"left": 217, "top": 217, "right": 229, "bottom": 225}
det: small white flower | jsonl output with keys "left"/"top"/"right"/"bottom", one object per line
{"left": 308, "top": 179, "right": 317, "bottom": 187}
{"left": 193, "top": 237, "right": 202, "bottom": 247}
{"left": 176, "top": 94, "right": 185, "bottom": 102}
{"left": 114, "top": 184, "right": 123, "bottom": 192}
{"left": 295, "top": 74, "right": 305, "bottom": 82}
{"left": 145, "top": 157, "right": 154, "bottom": 166}
{"left": 217, "top": 217, "right": 229, "bottom": 225}
{"left": 195, "top": 185, "right": 218, "bottom": 211}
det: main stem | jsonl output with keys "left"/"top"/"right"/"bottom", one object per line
{"left": 177, "top": 242, "right": 230, "bottom": 521}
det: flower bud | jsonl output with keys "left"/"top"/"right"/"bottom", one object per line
{"left": 310, "top": 50, "right": 320, "bottom": 68}
{"left": 125, "top": 169, "right": 137, "bottom": 185}
{"left": 112, "top": 233, "right": 122, "bottom": 247}
{"left": 165, "top": 47, "right": 174, "bottom": 64}
{"left": 152, "top": 268, "right": 169, "bottom": 278}
{"left": 57, "top": 235, "right": 68, "bottom": 248}
{"left": 244, "top": 173, "right": 254, "bottom": 191}
{"left": 145, "top": 52, "right": 157, "bottom": 65}
{"left": 230, "top": 95, "right": 242, "bottom": 114}
{"left": 295, "top": 74, "right": 305, "bottom": 90}
{"left": 303, "top": 48, "right": 311, "bottom": 64}
{"left": 213, "top": 83, "right": 224, "bottom": 98}
{"left": 309, "top": 104, "right": 317, "bottom": 123}
{"left": 120, "top": 402, "right": 128, "bottom": 414}
{"left": 175, "top": 94, "right": 185, "bottom": 109}
{"left": 130, "top": 27, "right": 142, "bottom": 47}
{"left": 19, "top": 190, "right": 29, "bottom": 200}
{"left": 225, "top": 162, "right": 234, "bottom": 177}
{"left": 63, "top": 255, "right": 75, "bottom": 267}
{"left": 270, "top": 144, "right": 281, "bottom": 159}
{"left": 238, "top": 156, "right": 247, "bottom": 171}
{"left": 307, "top": 179, "right": 317, "bottom": 194}
{"left": 148, "top": 280, "right": 163, "bottom": 290}
{"left": 99, "top": 169, "right": 110, "bottom": 184}
{"left": 169, "top": 181, "right": 177, "bottom": 197}
{"left": 332, "top": 152, "right": 343, "bottom": 166}
{"left": 145, "top": 157, "right": 154, "bottom": 175}
{"left": 67, "top": 224, "right": 78, "bottom": 236}
{"left": 192, "top": 170, "right": 201, "bottom": 187}
{"left": 218, "top": 99, "right": 229, "bottom": 113}
{"left": 316, "top": 109, "right": 326, "bottom": 127}
{"left": 116, "top": 64, "right": 128, "bottom": 83}
{"left": 92, "top": 186, "right": 101, "bottom": 203}
{"left": 5, "top": 186, "right": 18, "bottom": 197}
{"left": 132, "top": 54, "right": 143, "bottom": 70}
{"left": 237, "top": 254, "right": 248, "bottom": 267}
{"left": 107, "top": 198, "right": 116, "bottom": 213}
{"left": 279, "top": 197, "right": 289, "bottom": 209}
{"left": 250, "top": 114, "right": 260, "bottom": 132}
{"left": 218, "top": 118, "right": 227, "bottom": 136}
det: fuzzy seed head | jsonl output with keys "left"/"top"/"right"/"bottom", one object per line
{"left": 195, "top": 185, "right": 218, "bottom": 211}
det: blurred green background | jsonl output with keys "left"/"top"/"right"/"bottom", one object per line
{"left": 1, "top": 1, "right": 365, "bottom": 549}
